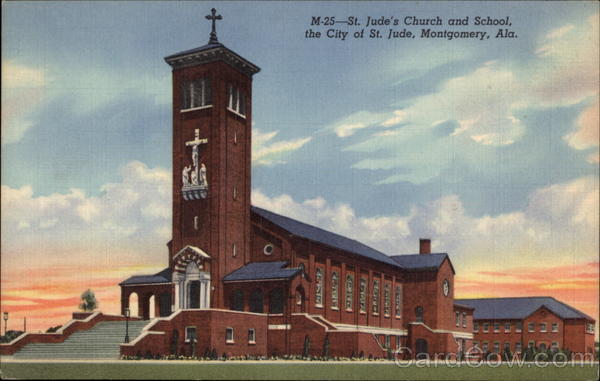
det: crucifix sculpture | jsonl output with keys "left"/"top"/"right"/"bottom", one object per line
{"left": 205, "top": 8, "right": 222, "bottom": 44}
{"left": 184, "top": 129, "right": 208, "bottom": 189}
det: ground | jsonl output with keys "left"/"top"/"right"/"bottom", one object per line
{"left": 0, "top": 361, "right": 598, "bottom": 380}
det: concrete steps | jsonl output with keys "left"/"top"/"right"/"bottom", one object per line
{"left": 13, "top": 320, "right": 148, "bottom": 359}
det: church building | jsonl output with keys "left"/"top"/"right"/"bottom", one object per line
{"left": 116, "top": 9, "right": 473, "bottom": 359}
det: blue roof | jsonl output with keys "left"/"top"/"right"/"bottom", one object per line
{"left": 390, "top": 253, "right": 452, "bottom": 273}
{"left": 120, "top": 268, "right": 171, "bottom": 286}
{"left": 455, "top": 297, "right": 594, "bottom": 321}
{"left": 251, "top": 206, "right": 401, "bottom": 268}
{"left": 223, "top": 261, "right": 301, "bottom": 282}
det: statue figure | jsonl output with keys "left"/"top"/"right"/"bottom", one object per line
{"left": 190, "top": 167, "right": 198, "bottom": 186}
{"left": 192, "top": 145, "right": 199, "bottom": 170}
{"left": 182, "top": 165, "right": 191, "bottom": 186}
{"left": 199, "top": 163, "right": 208, "bottom": 187}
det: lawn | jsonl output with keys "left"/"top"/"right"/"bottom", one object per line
{"left": 0, "top": 361, "right": 598, "bottom": 380}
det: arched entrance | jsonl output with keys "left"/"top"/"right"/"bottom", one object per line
{"left": 174, "top": 261, "right": 211, "bottom": 309}
{"left": 148, "top": 295, "right": 156, "bottom": 318}
{"left": 128, "top": 292, "right": 140, "bottom": 317}
{"left": 172, "top": 245, "right": 211, "bottom": 310}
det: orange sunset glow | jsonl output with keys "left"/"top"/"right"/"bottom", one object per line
{"left": 1, "top": 261, "right": 598, "bottom": 335}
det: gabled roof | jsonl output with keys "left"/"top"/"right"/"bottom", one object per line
{"left": 390, "top": 253, "right": 453, "bottom": 273}
{"left": 455, "top": 297, "right": 594, "bottom": 321}
{"left": 223, "top": 261, "right": 301, "bottom": 282}
{"left": 251, "top": 206, "right": 401, "bottom": 269}
{"left": 119, "top": 268, "right": 171, "bottom": 286}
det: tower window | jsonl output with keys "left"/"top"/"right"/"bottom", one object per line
{"left": 194, "top": 216, "right": 199, "bottom": 230}
{"left": 227, "top": 85, "right": 246, "bottom": 117}
{"left": 232, "top": 243, "right": 237, "bottom": 257}
{"left": 182, "top": 78, "right": 211, "bottom": 110}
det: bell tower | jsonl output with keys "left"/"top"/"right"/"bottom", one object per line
{"left": 165, "top": 9, "right": 260, "bottom": 309}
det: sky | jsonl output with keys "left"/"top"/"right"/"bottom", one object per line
{"left": 1, "top": 1, "right": 598, "bottom": 334}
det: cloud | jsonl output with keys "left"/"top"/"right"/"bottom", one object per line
{"left": 563, "top": 100, "right": 599, "bottom": 155}
{"left": 1, "top": 161, "right": 171, "bottom": 270}
{"left": 252, "top": 128, "right": 312, "bottom": 166}
{"left": 252, "top": 175, "right": 598, "bottom": 268}
{"left": 1, "top": 60, "right": 171, "bottom": 144}
{"left": 338, "top": 14, "right": 599, "bottom": 183}
{"left": 1, "top": 61, "right": 49, "bottom": 144}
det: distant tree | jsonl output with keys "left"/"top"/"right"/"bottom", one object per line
{"left": 78, "top": 289, "right": 98, "bottom": 311}
{"left": 46, "top": 325, "right": 62, "bottom": 333}
{"left": 1, "top": 330, "right": 24, "bottom": 343}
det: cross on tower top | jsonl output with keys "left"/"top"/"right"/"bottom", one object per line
{"left": 205, "top": 8, "right": 223, "bottom": 44}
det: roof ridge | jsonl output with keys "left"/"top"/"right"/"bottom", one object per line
{"left": 251, "top": 206, "right": 388, "bottom": 255}
{"left": 391, "top": 252, "right": 448, "bottom": 257}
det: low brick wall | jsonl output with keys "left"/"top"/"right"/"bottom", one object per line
{"left": 0, "top": 312, "right": 139, "bottom": 355}
{"left": 120, "top": 309, "right": 269, "bottom": 358}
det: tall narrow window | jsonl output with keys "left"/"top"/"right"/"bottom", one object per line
{"left": 269, "top": 288, "right": 284, "bottom": 314}
{"left": 182, "top": 78, "right": 211, "bottom": 110}
{"left": 456, "top": 312, "right": 460, "bottom": 327}
{"left": 394, "top": 285, "right": 402, "bottom": 318}
{"left": 383, "top": 283, "right": 391, "bottom": 317}
{"left": 462, "top": 312, "right": 467, "bottom": 328}
{"left": 359, "top": 277, "right": 367, "bottom": 313}
{"left": 194, "top": 216, "right": 199, "bottom": 230}
{"left": 230, "top": 289, "right": 244, "bottom": 311}
{"left": 372, "top": 279, "right": 380, "bottom": 315}
{"left": 331, "top": 271, "right": 339, "bottom": 309}
{"left": 232, "top": 243, "right": 236, "bottom": 257}
{"left": 315, "top": 268, "right": 323, "bottom": 307}
{"left": 345, "top": 274, "right": 354, "bottom": 311}
{"left": 227, "top": 85, "right": 246, "bottom": 116}
{"left": 249, "top": 289, "right": 263, "bottom": 313}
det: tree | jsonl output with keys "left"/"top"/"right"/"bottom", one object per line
{"left": 79, "top": 289, "right": 98, "bottom": 311}
{"left": 1, "top": 330, "right": 24, "bottom": 343}
{"left": 46, "top": 325, "right": 62, "bottom": 333}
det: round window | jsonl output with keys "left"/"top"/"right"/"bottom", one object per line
{"left": 263, "top": 243, "right": 274, "bottom": 255}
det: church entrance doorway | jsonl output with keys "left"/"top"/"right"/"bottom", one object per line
{"left": 188, "top": 281, "right": 201, "bottom": 309}
{"left": 174, "top": 261, "right": 211, "bottom": 310}
{"left": 415, "top": 339, "right": 428, "bottom": 359}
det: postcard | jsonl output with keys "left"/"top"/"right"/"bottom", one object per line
{"left": 1, "top": 1, "right": 598, "bottom": 380}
